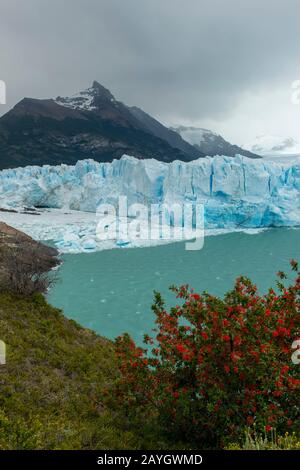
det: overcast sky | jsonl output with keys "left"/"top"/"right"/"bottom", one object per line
{"left": 0, "top": 0, "right": 300, "bottom": 144}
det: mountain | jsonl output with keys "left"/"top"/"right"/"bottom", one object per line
{"left": 172, "top": 126, "right": 260, "bottom": 159}
{"left": 244, "top": 134, "right": 300, "bottom": 156}
{"left": 0, "top": 81, "right": 203, "bottom": 170}
{"left": 129, "top": 106, "right": 199, "bottom": 159}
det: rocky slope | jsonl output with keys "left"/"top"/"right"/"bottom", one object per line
{"left": 0, "top": 221, "right": 58, "bottom": 271}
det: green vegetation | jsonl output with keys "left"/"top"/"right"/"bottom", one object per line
{"left": 0, "top": 249, "right": 298, "bottom": 450}
{"left": 0, "top": 293, "right": 139, "bottom": 449}
{"left": 113, "top": 263, "right": 300, "bottom": 449}
{"left": 226, "top": 430, "right": 300, "bottom": 450}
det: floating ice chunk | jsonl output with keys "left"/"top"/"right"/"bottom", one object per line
{"left": 82, "top": 238, "right": 97, "bottom": 250}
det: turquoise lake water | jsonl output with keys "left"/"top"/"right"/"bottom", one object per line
{"left": 48, "top": 228, "right": 300, "bottom": 343}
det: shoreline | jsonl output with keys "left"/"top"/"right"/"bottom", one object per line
{"left": 0, "top": 207, "right": 286, "bottom": 254}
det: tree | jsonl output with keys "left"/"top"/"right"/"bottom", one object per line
{"left": 0, "top": 243, "right": 57, "bottom": 296}
{"left": 114, "top": 261, "right": 300, "bottom": 448}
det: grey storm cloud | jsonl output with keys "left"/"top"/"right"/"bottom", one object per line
{"left": 0, "top": 0, "right": 300, "bottom": 125}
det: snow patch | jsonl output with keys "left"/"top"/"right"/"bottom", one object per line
{"left": 172, "top": 126, "right": 218, "bottom": 146}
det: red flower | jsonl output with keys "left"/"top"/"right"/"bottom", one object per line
{"left": 233, "top": 336, "right": 242, "bottom": 347}
{"left": 201, "top": 331, "right": 209, "bottom": 340}
{"left": 191, "top": 293, "right": 201, "bottom": 301}
{"left": 230, "top": 352, "right": 241, "bottom": 362}
{"left": 224, "top": 364, "right": 230, "bottom": 373}
{"left": 247, "top": 416, "right": 254, "bottom": 425}
{"left": 265, "top": 425, "right": 272, "bottom": 432}
{"left": 183, "top": 353, "right": 191, "bottom": 361}
{"left": 176, "top": 344, "right": 186, "bottom": 353}
{"left": 280, "top": 365, "right": 289, "bottom": 375}
{"left": 260, "top": 344, "right": 268, "bottom": 353}
{"left": 222, "top": 335, "right": 230, "bottom": 342}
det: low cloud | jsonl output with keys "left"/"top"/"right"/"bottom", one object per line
{"left": 0, "top": 0, "right": 300, "bottom": 142}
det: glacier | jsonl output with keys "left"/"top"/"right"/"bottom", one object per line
{"left": 0, "top": 154, "right": 300, "bottom": 252}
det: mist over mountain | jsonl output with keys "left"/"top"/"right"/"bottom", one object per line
{"left": 244, "top": 134, "right": 300, "bottom": 156}
{"left": 172, "top": 126, "right": 260, "bottom": 159}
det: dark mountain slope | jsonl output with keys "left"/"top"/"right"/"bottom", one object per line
{"left": 0, "top": 81, "right": 260, "bottom": 170}
{"left": 0, "top": 82, "right": 203, "bottom": 169}
{"left": 129, "top": 106, "right": 200, "bottom": 159}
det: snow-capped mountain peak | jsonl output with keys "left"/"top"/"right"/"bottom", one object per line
{"left": 55, "top": 81, "right": 116, "bottom": 111}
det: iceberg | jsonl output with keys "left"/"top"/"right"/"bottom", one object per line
{"left": 0, "top": 154, "right": 300, "bottom": 252}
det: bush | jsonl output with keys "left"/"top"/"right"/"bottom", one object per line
{"left": 114, "top": 261, "right": 300, "bottom": 448}
{"left": 226, "top": 429, "right": 300, "bottom": 450}
{"left": 0, "top": 245, "right": 56, "bottom": 295}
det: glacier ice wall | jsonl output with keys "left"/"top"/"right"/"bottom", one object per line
{"left": 1, "top": 154, "right": 300, "bottom": 229}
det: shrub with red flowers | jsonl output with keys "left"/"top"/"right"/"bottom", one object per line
{"left": 114, "top": 262, "right": 300, "bottom": 447}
